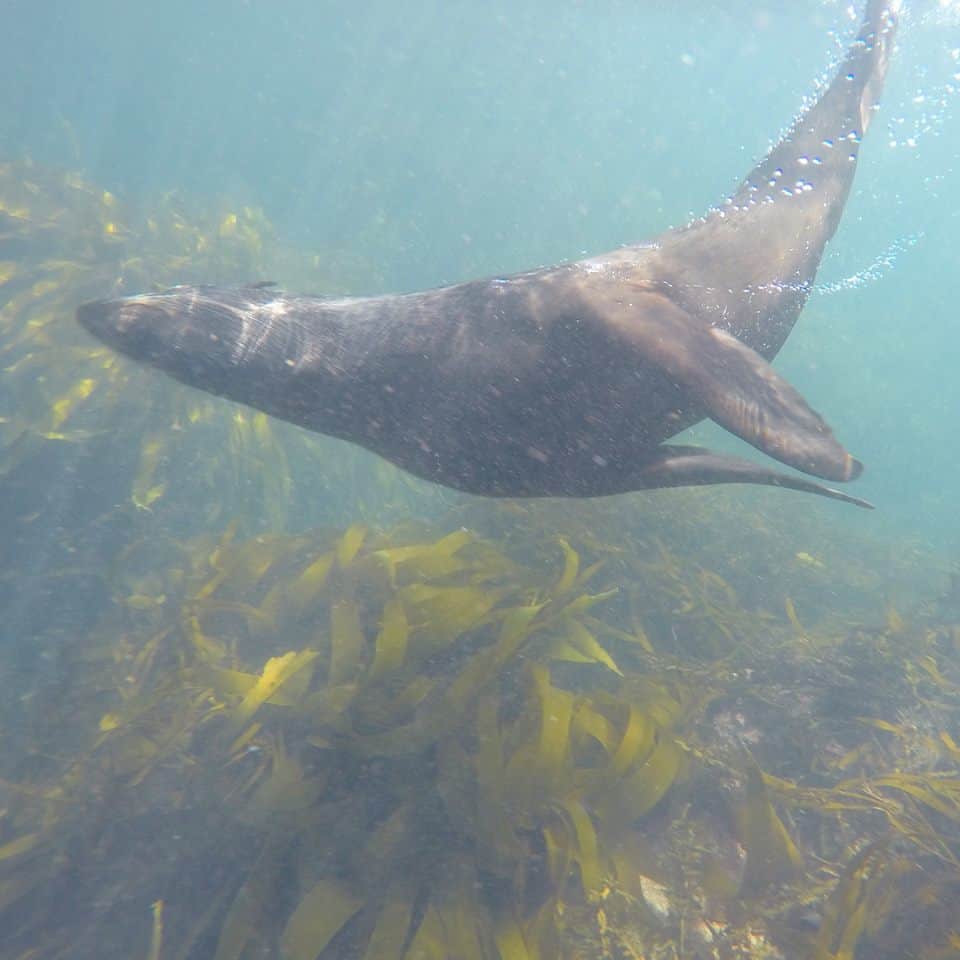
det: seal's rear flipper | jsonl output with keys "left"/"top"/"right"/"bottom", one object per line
{"left": 632, "top": 445, "right": 873, "bottom": 509}
{"left": 604, "top": 291, "right": 861, "bottom": 482}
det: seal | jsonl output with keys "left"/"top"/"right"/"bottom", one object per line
{"left": 78, "top": 0, "right": 899, "bottom": 509}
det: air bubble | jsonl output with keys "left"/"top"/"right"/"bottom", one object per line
{"left": 813, "top": 232, "right": 922, "bottom": 296}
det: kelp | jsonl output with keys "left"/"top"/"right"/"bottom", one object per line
{"left": 4, "top": 511, "right": 960, "bottom": 960}
{"left": 0, "top": 521, "right": 702, "bottom": 960}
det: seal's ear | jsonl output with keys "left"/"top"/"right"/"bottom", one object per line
{"left": 601, "top": 290, "right": 861, "bottom": 483}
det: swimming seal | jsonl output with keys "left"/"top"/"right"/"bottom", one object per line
{"left": 78, "top": 0, "right": 899, "bottom": 509}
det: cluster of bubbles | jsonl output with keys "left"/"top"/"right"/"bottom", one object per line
{"left": 886, "top": 3, "right": 960, "bottom": 150}
{"left": 814, "top": 230, "right": 924, "bottom": 294}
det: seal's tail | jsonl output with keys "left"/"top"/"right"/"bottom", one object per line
{"left": 727, "top": 0, "right": 899, "bottom": 220}
{"left": 858, "top": 0, "right": 901, "bottom": 135}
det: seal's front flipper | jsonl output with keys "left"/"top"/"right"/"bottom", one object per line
{"left": 632, "top": 445, "right": 873, "bottom": 509}
{"left": 603, "top": 291, "right": 862, "bottom": 483}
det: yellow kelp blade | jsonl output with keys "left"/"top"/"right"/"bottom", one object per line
{"left": 224, "top": 649, "right": 318, "bottom": 738}
{"left": 548, "top": 641, "right": 596, "bottom": 666}
{"left": 784, "top": 596, "right": 805, "bottom": 634}
{"left": 0, "top": 832, "right": 40, "bottom": 862}
{"left": 399, "top": 583, "right": 499, "bottom": 644}
{"left": 524, "top": 901, "right": 560, "bottom": 960}
{"left": 336, "top": 524, "right": 367, "bottom": 568}
{"left": 329, "top": 598, "right": 367, "bottom": 686}
{"left": 495, "top": 919, "right": 537, "bottom": 960}
{"left": 369, "top": 597, "right": 409, "bottom": 681}
{"left": 348, "top": 673, "right": 436, "bottom": 742}
{"left": 261, "top": 552, "right": 335, "bottom": 623}
{"left": 584, "top": 614, "right": 655, "bottom": 654}
{"left": 404, "top": 905, "right": 446, "bottom": 960}
{"left": 564, "top": 618, "right": 621, "bottom": 675}
{"left": 246, "top": 738, "right": 323, "bottom": 816}
{"left": 185, "top": 613, "right": 228, "bottom": 661}
{"left": 504, "top": 665, "right": 574, "bottom": 804}
{"left": 552, "top": 799, "right": 603, "bottom": 896}
{"left": 914, "top": 654, "right": 953, "bottom": 690}
{"left": 872, "top": 773, "right": 960, "bottom": 822}
{"left": 147, "top": 899, "right": 164, "bottom": 960}
{"left": 736, "top": 763, "right": 804, "bottom": 898}
{"left": 443, "top": 603, "right": 544, "bottom": 711}
{"left": 600, "top": 734, "right": 682, "bottom": 830}
{"left": 189, "top": 598, "right": 274, "bottom": 636}
{"left": 200, "top": 524, "right": 288, "bottom": 599}
{"left": 361, "top": 883, "right": 415, "bottom": 960}
{"left": 570, "top": 701, "right": 617, "bottom": 758}
{"left": 48, "top": 376, "right": 96, "bottom": 431}
{"left": 370, "top": 529, "right": 473, "bottom": 584}
{"left": 280, "top": 877, "right": 363, "bottom": 960}
{"left": 813, "top": 841, "right": 888, "bottom": 960}
{"left": 474, "top": 697, "right": 521, "bottom": 878}
{"left": 939, "top": 731, "right": 960, "bottom": 763}
{"left": 554, "top": 538, "right": 579, "bottom": 595}
{"left": 531, "top": 666, "right": 574, "bottom": 790}
{"left": 549, "top": 589, "right": 618, "bottom": 623}
{"left": 542, "top": 820, "right": 574, "bottom": 896}
{"left": 213, "top": 846, "right": 279, "bottom": 960}
{"left": 572, "top": 697, "right": 657, "bottom": 796}
{"left": 432, "top": 861, "right": 496, "bottom": 960}
{"left": 611, "top": 704, "right": 656, "bottom": 777}
{"left": 131, "top": 434, "right": 167, "bottom": 511}
{"left": 572, "top": 559, "right": 606, "bottom": 592}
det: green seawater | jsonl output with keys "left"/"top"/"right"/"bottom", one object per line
{"left": 1, "top": 3, "right": 960, "bottom": 958}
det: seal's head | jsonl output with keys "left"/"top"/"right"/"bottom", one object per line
{"left": 78, "top": 292, "right": 178, "bottom": 361}
{"left": 77, "top": 285, "right": 283, "bottom": 397}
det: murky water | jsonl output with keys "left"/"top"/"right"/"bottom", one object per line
{"left": 1, "top": 3, "right": 959, "bottom": 958}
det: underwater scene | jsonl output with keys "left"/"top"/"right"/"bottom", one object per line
{"left": 2, "top": 1, "right": 960, "bottom": 958}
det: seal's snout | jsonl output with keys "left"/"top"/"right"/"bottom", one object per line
{"left": 77, "top": 297, "right": 146, "bottom": 343}
{"left": 75, "top": 288, "right": 259, "bottom": 395}
{"left": 77, "top": 295, "right": 176, "bottom": 359}
{"left": 76, "top": 299, "right": 113, "bottom": 339}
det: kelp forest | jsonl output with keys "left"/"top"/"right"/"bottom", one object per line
{"left": 3, "top": 156, "right": 960, "bottom": 960}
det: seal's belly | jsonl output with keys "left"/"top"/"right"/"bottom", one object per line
{"left": 349, "top": 357, "right": 699, "bottom": 497}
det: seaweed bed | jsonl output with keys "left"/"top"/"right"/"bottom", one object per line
{"left": 2, "top": 157, "right": 960, "bottom": 960}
